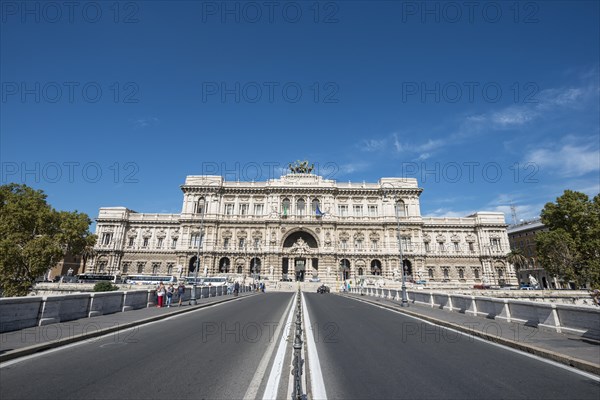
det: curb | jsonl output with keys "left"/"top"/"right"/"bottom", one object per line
{"left": 0, "top": 293, "right": 256, "bottom": 363}
{"left": 343, "top": 294, "right": 600, "bottom": 376}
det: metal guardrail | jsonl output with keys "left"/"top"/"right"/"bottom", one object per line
{"left": 291, "top": 289, "right": 305, "bottom": 400}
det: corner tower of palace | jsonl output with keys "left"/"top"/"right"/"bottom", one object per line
{"left": 92, "top": 172, "right": 516, "bottom": 287}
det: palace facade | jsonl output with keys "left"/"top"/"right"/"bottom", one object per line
{"left": 90, "top": 173, "right": 516, "bottom": 287}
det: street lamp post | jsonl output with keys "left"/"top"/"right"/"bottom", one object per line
{"left": 190, "top": 196, "right": 211, "bottom": 306}
{"left": 384, "top": 188, "right": 409, "bottom": 307}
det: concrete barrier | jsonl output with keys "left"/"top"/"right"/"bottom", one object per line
{"left": 88, "top": 292, "right": 124, "bottom": 317}
{"left": 122, "top": 290, "right": 149, "bottom": 311}
{"left": 39, "top": 294, "right": 90, "bottom": 326}
{"left": 360, "top": 289, "right": 600, "bottom": 340}
{"left": 555, "top": 304, "right": 600, "bottom": 340}
{"left": 0, "top": 282, "right": 238, "bottom": 331}
{"left": 0, "top": 297, "right": 43, "bottom": 333}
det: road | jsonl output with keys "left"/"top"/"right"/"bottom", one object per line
{"left": 1, "top": 292, "right": 294, "bottom": 400}
{"left": 1, "top": 292, "right": 599, "bottom": 400}
{"left": 303, "top": 293, "right": 600, "bottom": 400}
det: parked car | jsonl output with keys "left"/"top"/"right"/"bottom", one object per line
{"left": 309, "top": 277, "right": 321, "bottom": 282}
{"left": 473, "top": 284, "right": 490, "bottom": 289}
{"left": 280, "top": 278, "right": 293, "bottom": 282}
{"left": 317, "top": 284, "right": 330, "bottom": 294}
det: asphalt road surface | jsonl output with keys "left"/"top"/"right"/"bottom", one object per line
{"left": 2, "top": 292, "right": 599, "bottom": 400}
{"left": 303, "top": 293, "right": 600, "bottom": 400}
{"left": 1, "top": 293, "right": 294, "bottom": 400}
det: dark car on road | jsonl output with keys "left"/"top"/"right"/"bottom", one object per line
{"left": 317, "top": 284, "right": 330, "bottom": 294}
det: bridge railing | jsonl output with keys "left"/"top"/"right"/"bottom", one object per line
{"left": 350, "top": 287, "right": 600, "bottom": 340}
{"left": 0, "top": 285, "right": 251, "bottom": 333}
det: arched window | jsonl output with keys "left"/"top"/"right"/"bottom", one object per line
{"left": 358, "top": 267, "right": 364, "bottom": 276}
{"left": 297, "top": 198, "right": 305, "bottom": 216}
{"left": 282, "top": 198, "right": 290, "bottom": 216}
{"left": 395, "top": 200, "right": 406, "bottom": 217}
{"left": 428, "top": 268, "right": 434, "bottom": 279}
{"left": 195, "top": 197, "right": 205, "bottom": 215}
{"left": 311, "top": 198, "right": 320, "bottom": 214}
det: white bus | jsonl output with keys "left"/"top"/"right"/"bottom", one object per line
{"left": 201, "top": 277, "right": 228, "bottom": 287}
{"left": 124, "top": 275, "right": 177, "bottom": 285}
{"left": 77, "top": 273, "right": 123, "bottom": 284}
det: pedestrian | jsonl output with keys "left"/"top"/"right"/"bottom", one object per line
{"left": 234, "top": 281, "right": 240, "bottom": 297}
{"left": 156, "top": 282, "right": 165, "bottom": 307}
{"left": 177, "top": 281, "right": 185, "bottom": 306}
{"left": 166, "top": 283, "right": 174, "bottom": 307}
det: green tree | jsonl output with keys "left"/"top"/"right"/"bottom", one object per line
{"left": 536, "top": 190, "right": 600, "bottom": 289}
{"left": 506, "top": 249, "right": 528, "bottom": 271}
{"left": 93, "top": 281, "right": 118, "bottom": 292}
{"left": 0, "top": 184, "right": 97, "bottom": 296}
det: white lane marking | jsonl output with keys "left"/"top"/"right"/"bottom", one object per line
{"left": 1, "top": 295, "right": 255, "bottom": 368}
{"left": 262, "top": 293, "right": 297, "bottom": 400}
{"left": 302, "top": 292, "right": 328, "bottom": 400}
{"left": 346, "top": 295, "right": 600, "bottom": 382}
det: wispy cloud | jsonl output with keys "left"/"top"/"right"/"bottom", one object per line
{"left": 132, "top": 117, "right": 159, "bottom": 129}
{"left": 524, "top": 137, "right": 599, "bottom": 178}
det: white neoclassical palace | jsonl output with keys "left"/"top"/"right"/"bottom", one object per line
{"left": 90, "top": 171, "right": 516, "bottom": 287}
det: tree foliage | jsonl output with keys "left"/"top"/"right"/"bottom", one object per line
{"left": 93, "top": 281, "right": 118, "bottom": 292}
{"left": 536, "top": 190, "right": 600, "bottom": 289}
{"left": 506, "top": 249, "right": 528, "bottom": 271}
{"left": 0, "top": 184, "right": 96, "bottom": 296}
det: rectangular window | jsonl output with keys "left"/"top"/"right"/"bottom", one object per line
{"left": 239, "top": 238, "right": 245, "bottom": 250}
{"left": 371, "top": 240, "right": 378, "bottom": 251}
{"left": 469, "top": 242, "right": 474, "bottom": 252}
{"left": 254, "top": 238, "right": 260, "bottom": 250}
{"left": 355, "top": 239, "right": 363, "bottom": 250}
{"left": 171, "top": 238, "right": 178, "bottom": 249}
{"left": 225, "top": 204, "right": 234, "bottom": 215}
{"left": 157, "top": 238, "right": 163, "bottom": 248}
{"left": 424, "top": 242, "right": 430, "bottom": 252}
{"left": 338, "top": 205, "right": 348, "bottom": 217}
{"left": 340, "top": 239, "right": 347, "bottom": 250}
{"left": 128, "top": 237, "right": 134, "bottom": 247}
{"left": 191, "top": 234, "right": 200, "bottom": 248}
{"left": 353, "top": 205, "right": 363, "bottom": 217}
{"left": 368, "top": 205, "right": 378, "bottom": 217}
{"left": 254, "top": 204, "right": 264, "bottom": 215}
{"left": 401, "top": 237, "right": 411, "bottom": 251}
{"left": 223, "top": 238, "right": 230, "bottom": 250}
{"left": 240, "top": 204, "right": 249, "bottom": 215}
{"left": 102, "top": 233, "right": 112, "bottom": 245}
{"left": 142, "top": 237, "right": 149, "bottom": 247}
{"left": 438, "top": 242, "right": 445, "bottom": 252}
{"left": 454, "top": 242, "right": 459, "bottom": 252}
{"left": 122, "top": 262, "right": 130, "bottom": 273}
{"left": 490, "top": 238, "right": 500, "bottom": 251}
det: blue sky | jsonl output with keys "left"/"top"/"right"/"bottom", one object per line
{"left": 1, "top": 0, "right": 599, "bottom": 227}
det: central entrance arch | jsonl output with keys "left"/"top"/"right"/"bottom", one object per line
{"left": 282, "top": 230, "right": 319, "bottom": 282}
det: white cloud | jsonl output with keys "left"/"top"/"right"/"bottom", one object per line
{"left": 361, "top": 139, "right": 387, "bottom": 152}
{"left": 133, "top": 117, "right": 159, "bottom": 129}
{"left": 490, "top": 107, "right": 538, "bottom": 127}
{"left": 526, "top": 142, "right": 599, "bottom": 178}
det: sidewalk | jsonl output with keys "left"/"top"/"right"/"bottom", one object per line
{"left": 0, "top": 292, "right": 255, "bottom": 363}
{"left": 344, "top": 293, "right": 600, "bottom": 376}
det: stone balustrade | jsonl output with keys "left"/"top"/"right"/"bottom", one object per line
{"left": 351, "top": 288, "right": 600, "bottom": 340}
{"left": 0, "top": 285, "right": 250, "bottom": 333}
